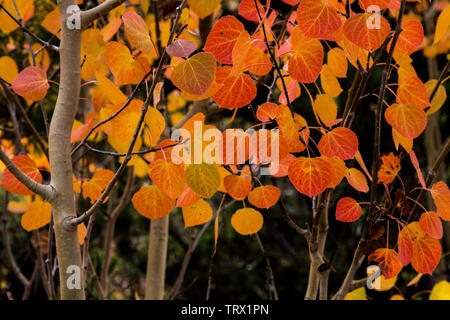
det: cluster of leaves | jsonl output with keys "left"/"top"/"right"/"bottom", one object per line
{"left": 0, "top": 0, "right": 449, "bottom": 299}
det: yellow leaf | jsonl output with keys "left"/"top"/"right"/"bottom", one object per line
{"left": 314, "top": 94, "right": 338, "bottom": 127}
{"left": 425, "top": 80, "right": 447, "bottom": 115}
{"left": 231, "top": 208, "right": 263, "bottom": 235}
{"left": 433, "top": 6, "right": 450, "bottom": 45}
{"left": 430, "top": 280, "right": 450, "bottom": 300}
{"left": 0, "top": 56, "right": 18, "bottom": 83}
{"left": 182, "top": 199, "right": 213, "bottom": 228}
{"left": 185, "top": 163, "right": 221, "bottom": 198}
{"left": 21, "top": 197, "right": 51, "bottom": 231}
{"left": 321, "top": 65, "right": 343, "bottom": 97}
{"left": 187, "top": 0, "right": 221, "bottom": 19}
{"left": 344, "top": 287, "right": 367, "bottom": 300}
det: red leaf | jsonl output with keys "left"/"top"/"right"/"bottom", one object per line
{"left": 204, "top": 16, "right": 245, "bottom": 64}
{"left": 288, "top": 157, "right": 334, "bottom": 197}
{"left": 0, "top": 155, "right": 43, "bottom": 196}
{"left": 419, "top": 212, "right": 443, "bottom": 240}
{"left": 11, "top": 66, "right": 49, "bottom": 101}
{"left": 336, "top": 197, "right": 362, "bottom": 222}
{"left": 412, "top": 235, "right": 441, "bottom": 275}
{"left": 368, "top": 248, "right": 403, "bottom": 279}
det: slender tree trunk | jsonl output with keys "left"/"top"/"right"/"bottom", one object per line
{"left": 145, "top": 216, "right": 169, "bottom": 299}
{"left": 49, "top": 0, "right": 85, "bottom": 300}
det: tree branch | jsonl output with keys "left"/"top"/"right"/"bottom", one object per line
{"left": 81, "top": 0, "right": 126, "bottom": 29}
{"left": 0, "top": 148, "right": 55, "bottom": 201}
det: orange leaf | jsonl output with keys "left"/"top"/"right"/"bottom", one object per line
{"left": 231, "top": 31, "right": 271, "bottom": 76}
{"left": 105, "top": 41, "right": 145, "bottom": 85}
{"left": 397, "top": 76, "right": 430, "bottom": 109}
{"left": 82, "top": 169, "right": 115, "bottom": 204}
{"left": 409, "top": 150, "right": 426, "bottom": 189}
{"left": 385, "top": 104, "right": 427, "bottom": 139}
{"left": 296, "top": 0, "right": 342, "bottom": 39}
{"left": 238, "top": 0, "right": 265, "bottom": 22}
{"left": 324, "top": 156, "right": 347, "bottom": 189}
{"left": 231, "top": 208, "right": 264, "bottom": 235}
{"left": 187, "top": 0, "right": 221, "bottom": 19}
{"left": 377, "top": 152, "right": 401, "bottom": 185}
{"left": 392, "top": 19, "right": 424, "bottom": 55}
{"left": 78, "top": 223, "right": 87, "bottom": 245}
{"left": 122, "top": 11, "right": 152, "bottom": 54}
{"left": 346, "top": 168, "right": 369, "bottom": 193}
{"left": 288, "top": 27, "right": 324, "bottom": 83}
{"left": 149, "top": 160, "right": 185, "bottom": 199}
{"left": 256, "top": 102, "right": 279, "bottom": 122}
{"left": 11, "top": 66, "right": 49, "bottom": 101}
{"left": 212, "top": 66, "right": 256, "bottom": 110}
{"left": 224, "top": 174, "right": 252, "bottom": 200}
{"left": 431, "top": 182, "right": 450, "bottom": 221}
{"left": 20, "top": 197, "right": 51, "bottom": 231}
{"left": 171, "top": 52, "right": 216, "bottom": 96}
{"left": 313, "top": 94, "right": 338, "bottom": 126}
{"left": 368, "top": 248, "right": 403, "bottom": 279}
{"left": 288, "top": 157, "right": 335, "bottom": 197}
{"left": 392, "top": 128, "right": 413, "bottom": 153}
{"left": 320, "top": 64, "right": 343, "bottom": 97}
{"left": 204, "top": 16, "right": 245, "bottom": 64}
{"left": 132, "top": 185, "right": 175, "bottom": 219}
{"left": 182, "top": 199, "right": 213, "bottom": 228}
{"left": 343, "top": 13, "right": 390, "bottom": 51}
{"left": 318, "top": 127, "right": 359, "bottom": 160}
{"left": 398, "top": 223, "right": 416, "bottom": 266}
{"left": 0, "top": 155, "right": 43, "bottom": 196}
{"left": 419, "top": 212, "right": 443, "bottom": 240}
{"left": 248, "top": 185, "right": 281, "bottom": 209}
{"left": 412, "top": 235, "right": 441, "bottom": 275}
{"left": 336, "top": 197, "right": 362, "bottom": 222}
{"left": 176, "top": 184, "right": 201, "bottom": 208}
{"left": 327, "top": 47, "right": 348, "bottom": 78}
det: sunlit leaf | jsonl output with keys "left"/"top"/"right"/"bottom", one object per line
{"left": 132, "top": 185, "right": 175, "bottom": 219}
{"left": 122, "top": 11, "right": 152, "bottom": 54}
{"left": 231, "top": 208, "right": 264, "bottom": 235}
{"left": 318, "top": 127, "right": 358, "bottom": 160}
{"left": 0, "top": 155, "right": 43, "bottom": 196}
{"left": 20, "top": 197, "right": 51, "bottom": 231}
{"left": 171, "top": 52, "right": 216, "bottom": 96}
{"left": 248, "top": 185, "right": 280, "bottom": 209}
{"left": 288, "top": 157, "right": 334, "bottom": 197}
{"left": 182, "top": 198, "right": 213, "bottom": 228}
{"left": 385, "top": 104, "right": 427, "bottom": 139}
{"left": 82, "top": 169, "right": 115, "bottom": 204}
{"left": 431, "top": 181, "right": 450, "bottom": 221}
{"left": 204, "top": 16, "right": 245, "bottom": 64}
{"left": 419, "top": 211, "right": 443, "bottom": 240}
{"left": 336, "top": 197, "right": 361, "bottom": 222}
{"left": 11, "top": 66, "right": 49, "bottom": 101}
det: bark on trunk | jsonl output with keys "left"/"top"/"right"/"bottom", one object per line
{"left": 49, "top": 0, "right": 85, "bottom": 300}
